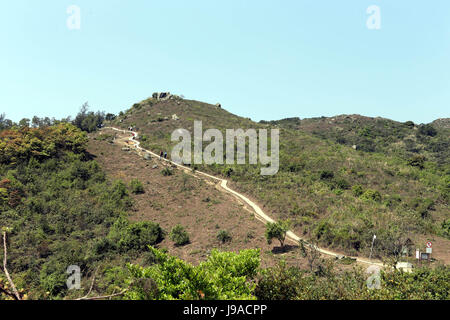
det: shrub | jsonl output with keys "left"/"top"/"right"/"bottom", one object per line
{"left": 265, "top": 220, "right": 290, "bottom": 248}
{"left": 352, "top": 185, "right": 364, "bottom": 197}
{"left": 335, "top": 178, "right": 350, "bottom": 190}
{"left": 404, "top": 121, "right": 415, "bottom": 128}
{"left": 109, "top": 219, "right": 164, "bottom": 252}
{"left": 361, "top": 189, "right": 382, "bottom": 202}
{"left": 161, "top": 168, "right": 173, "bottom": 176}
{"left": 418, "top": 124, "right": 437, "bottom": 137}
{"left": 217, "top": 230, "right": 232, "bottom": 243}
{"left": 407, "top": 155, "right": 426, "bottom": 169}
{"left": 170, "top": 225, "right": 190, "bottom": 246}
{"left": 320, "top": 170, "right": 334, "bottom": 180}
{"left": 129, "top": 179, "right": 145, "bottom": 194}
{"left": 441, "top": 220, "right": 450, "bottom": 238}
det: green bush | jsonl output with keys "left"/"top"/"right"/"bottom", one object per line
{"left": 217, "top": 230, "right": 232, "bottom": 243}
{"left": 418, "top": 124, "right": 437, "bottom": 137}
{"left": 109, "top": 218, "right": 164, "bottom": 252}
{"left": 352, "top": 185, "right": 364, "bottom": 197}
{"left": 361, "top": 189, "right": 382, "bottom": 202}
{"left": 407, "top": 155, "right": 427, "bottom": 169}
{"left": 125, "top": 246, "right": 260, "bottom": 300}
{"left": 170, "top": 225, "right": 190, "bottom": 246}
{"left": 129, "top": 179, "right": 145, "bottom": 194}
{"left": 320, "top": 170, "right": 334, "bottom": 180}
{"left": 161, "top": 168, "right": 173, "bottom": 176}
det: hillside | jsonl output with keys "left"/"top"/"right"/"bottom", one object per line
{"left": 1, "top": 100, "right": 449, "bottom": 300}
{"left": 263, "top": 114, "right": 450, "bottom": 167}
{"left": 111, "top": 95, "right": 450, "bottom": 264}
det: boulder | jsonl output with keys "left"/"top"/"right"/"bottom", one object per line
{"left": 121, "top": 147, "right": 131, "bottom": 152}
{"left": 215, "top": 103, "right": 221, "bottom": 108}
{"left": 144, "top": 153, "right": 151, "bottom": 160}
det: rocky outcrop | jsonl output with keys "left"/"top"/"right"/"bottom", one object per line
{"left": 152, "top": 92, "right": 173, "bottom": 101}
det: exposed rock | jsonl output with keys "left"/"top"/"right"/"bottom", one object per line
{"left": 152, "top": 165, "right": 158, "bottom": 169}
{"left": 215, "top": 103, "right": 221, "bottom": 108}
{"left": 172, "top": 114, "right": 179, "bottom": 120}
{"left": 144, "top": 153, "right": 151, "bottom": 160}
{"left": 352, "top": 145, "right": 357, "bottom": 150}
{"left": 121, "top": 147, "right": 131, "bottom": 152}
{"left": 152, "top": 92, "right": 173, "bottom": 101}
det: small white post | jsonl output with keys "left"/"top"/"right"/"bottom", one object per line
{"left": 369, "top": 234, "right": 376, "bottom": 260}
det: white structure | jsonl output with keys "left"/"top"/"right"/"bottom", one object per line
{"left": 396, "top": 262, "right": 413, "bottom": 273}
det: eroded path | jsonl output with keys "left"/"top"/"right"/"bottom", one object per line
{"left": 103, "top": 127, "right": 384, "bottom": 268}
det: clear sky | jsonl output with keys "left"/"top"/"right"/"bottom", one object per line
{"left": 1, "top": 1, "right": 449, "bottom": 124}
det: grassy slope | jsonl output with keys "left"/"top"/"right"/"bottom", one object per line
{"left": 112, "top": 96, "right": 449, "bottom": 262}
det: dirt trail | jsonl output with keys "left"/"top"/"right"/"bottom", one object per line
{"left": 103, "top": 127, "right": 384, "bottom": 268}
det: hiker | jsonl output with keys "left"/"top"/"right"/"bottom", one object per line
{"left": 164, "top": 151, "right": 167, "bottom": 159}
{"left": 160, "top": 151, "right": 163, "bottom": 160}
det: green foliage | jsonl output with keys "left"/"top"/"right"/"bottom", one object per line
{"left": 124, "top": 246, "right": 260, "bottom": 300}
{"left": 216, "top": 230, "right": 232, "bottom": 244}
{"left": 256, "top": 261, "right": 450, "bottom": 300}
{"left": 418, "top": 124, "right": 437, "bottom": 137}
{"left": 161, "top": 167, "right": 173, "bottom": 176}
{"left": 108, "top": 218, "right": 164, "bottom": 252}
{"left": 407, "top": 154, "right": 427, "bottom": 169}
{"left": 441, "top": 219, "right": 450, "bottom": 238}
{"left": 319, "top": 170, "right": 334, "bottom": 180}
{"left": 265, "top": 220, "right": 290, "bottom": 248}
{"left": 170, "top": 225, "right": 190, "bottom": 246}
{"left": 129, "top": 178, "right": 145, "bottom": 194}
{"left": 0, "top": 123, "right": 88, "bottom": 164}
{"left": 72, "top": 102, "right": 105, "bottom": 133}
{"left": 352, "top": 185, "right": 364, "bottom": 197}
{"left": 361, "top": 189, "right": 382, "bottom": 202}
{"left": 255, "top": 261, "right": 303, "bottom": 300}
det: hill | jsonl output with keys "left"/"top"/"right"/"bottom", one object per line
{"left": 111, "top": 95, "right": 450, "bottom": 263}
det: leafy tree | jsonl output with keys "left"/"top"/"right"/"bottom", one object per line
{"left": 18, "top": 118, "right": 30, "bottom": 128}
{"left": 170, "top": 225, "right": 190, "bottom": 246}
{"left": 265, "top": 220, "right": 290, "bottom": 249}
{"left": 72, "top": 102, "right": 105, "bottom": 133}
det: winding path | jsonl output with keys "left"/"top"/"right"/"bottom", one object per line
{"left": 103, "top": 127, "right": 384, "bottom": 268}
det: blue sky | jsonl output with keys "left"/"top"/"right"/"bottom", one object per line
{"left": 1, "top": 1, "right": 449, "bottom": 124}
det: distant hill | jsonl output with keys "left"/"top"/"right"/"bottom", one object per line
{"left": 262, "top": 114, "right": 449, "bottom": 167}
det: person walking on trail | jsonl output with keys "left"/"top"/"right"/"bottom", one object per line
{"left": 164, "top": 152, "right": 167, "bottom": 159}
{"left": 159, "top": 151, "right": 163, "bottom": 160}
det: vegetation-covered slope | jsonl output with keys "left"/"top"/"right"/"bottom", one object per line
{"left": 113, "top": 96, "right": 449, "bottom": 262}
